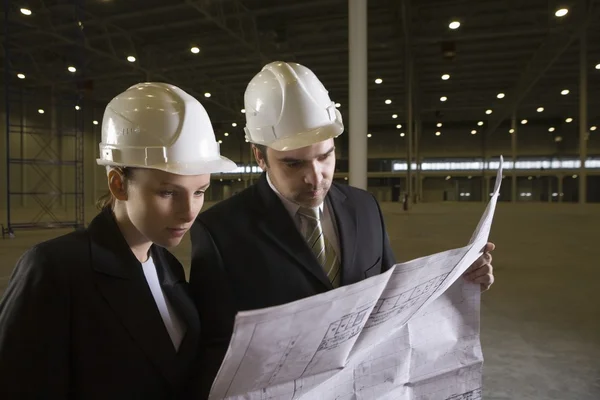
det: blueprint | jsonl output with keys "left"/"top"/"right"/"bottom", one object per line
{"left": 208, "top": 157, "right": 503, "bottom": 400}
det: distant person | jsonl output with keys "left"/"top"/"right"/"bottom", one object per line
{"left": 187, "top": 61, "right": 496, "bottom": 397}
{"left": 0, "top": 83, "right": 236, "bottom": 398}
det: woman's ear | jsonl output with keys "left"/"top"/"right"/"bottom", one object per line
{"left": 107, "top": 168, "right": 128, "bottom": 201}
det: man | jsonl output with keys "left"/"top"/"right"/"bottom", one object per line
{"left": 188, "top": 61, "right": 495, "bottom": 397}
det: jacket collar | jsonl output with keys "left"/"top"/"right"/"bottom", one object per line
{"left": 86, "top": 207, "right": 196, "bottom": 389}
{"left": 253, "top": 173, "right": 357, "bottom": 288}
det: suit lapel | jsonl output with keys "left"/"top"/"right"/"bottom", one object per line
{"left": 254, "top": 173, "right": 333, "bottom": 290}
{"left": 151, "top": 247, "right": 200, "bottom": 369}
{"left": 327, "top": 184, "right": 358, "bottom": 285}
{"left": 87, "top": 209, "right": 179, "bottom": 387}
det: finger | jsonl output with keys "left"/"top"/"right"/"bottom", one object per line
{"left": 464, "top": 264, "right": 493, "bottom": 281}
{"left": 480, "top": 274, "right": 495, "bottom": 292}
{"left": 466, "top": 253, "right": 492, "bottom": 273}
{"left": 483, "top": 242, "right": 496, "bottom": 253}
{"left": 470, "top": 272, "right": 493, "bottom": 285}
{"left": 480, "top": 282, "right": 492, "bottom": 292}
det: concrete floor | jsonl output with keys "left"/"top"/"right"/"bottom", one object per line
{"left": 1, "top": 202, "right": 599, "bottom": 399}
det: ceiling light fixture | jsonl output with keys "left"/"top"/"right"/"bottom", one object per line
{"left": 555, "top": 8, "right": 569, "bottom": 17}
{"left": 232, "top": 123, "right": 237, "bottom": 127}
{"left": 375, "top": 78, "right": 383, "bottom": 84}
{"left": 590, "top": 126, "right": 597, "bottom": 131}
{"left": 497, "top": 93, "right": 505, "bottom": 99}
{"left": 385, "top": 99, "right": 392, "bottom": 104}
{"left": 127, "top": 56, "right": 136, "bottom": 62}
{"left": 478, "top": 121, "right": 484, "bottom": 126}
{"left": 509, "top": 129, "right": 515, "bottom": 134}
{"left": 437, "top": 123, "right": 443, "bottom": 127}
{"left": 471, "top": 130, "right": 477, "bottom": 135}
{"left": 190, "top": 46, "right": 200, "bottom": 54}
{"left": 566, "top": 117, "right": 573, "bottom": 123}
{"left": 486, "top": 109, "right": 493, "bottom": 115}
{"left": 68, "top": 66, "right": 76, "bottom": 73}
{"left": 38, "top": 109, "right": 44, "bottom": 114}
{"left": 20, "top": 8, "right": 32, "bottom": 16}
{"left": 204, "top": 92, "right": 211, "bottom": 98}
{"left": 440, "top": 96, "right": 447, "bottom": 102}
{"left": 17, "top": 73, "right": 25, "bottom": 79}
{"left": 449, "top": 21, "right": 461, "bottom": 29}
{"left": 392, "top": 114, "right": 398, "bottom": 119}
{"left": 93, "top": 120, "right": 99, "bottom": 125}
{"left": 549, "top": 127, "right": 555, "bottom": 132}
{"left": 441, "top": 74, "right": 450, "bottom": 80}
{"left": 367, "top": 133, "right": 372, "bottom": 138}
{"left": 241, "top": 109, "right": 245, "bottom": 113}
{"left": 75, "top": 105, "right": 80, "bottom": 111}
{"left": 224, "top": 132, "right": 229, "bottom": 137}
{"left": 400, "top": 133, "right": 405, "bottom": 137}
{"left": 396, "top": 124, "right": 402, "bottom": 129}
{"left": 435, "top": 131, "right": 441, "bottom": 136}
{"left": 561, "top": 89, "right": 570, "bottom": 95}
{"left": 537, "top": 107, "right": 544, "bottom": 112}
{"left": 521, "top": 119, "right": 528, "bottom": 124}
{"left": 335, "top": 103, "right": 341, "bottom": 108}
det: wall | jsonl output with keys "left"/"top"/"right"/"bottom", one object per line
{"left": 1, "top": 103, "right": 599, "bottom": 231}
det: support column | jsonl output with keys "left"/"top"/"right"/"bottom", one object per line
{"left": 20, "top": 90, "right": 26, "bottom": 207}
{"left": 402, "top": 0, "right": 413, "bottom": 209}
{"left": 558, "top": 175, "right": 564, "bottom": 203}
{"left": 511, "top": 113, "right": 517, "bottom": 203}
{"left": 415, "top": 114, "right": 422, "bottom": 203}
{"left": 348, "top": 0, "right": 367, "bottom": 190}
{"left": 579, "top": 31, "right": 587, "bottom": 204}
{"left": 222, "top": 184, "right": 231, "bottom": 200}
{"left": 481, "top": 133, "right": 488, "bottom": 202}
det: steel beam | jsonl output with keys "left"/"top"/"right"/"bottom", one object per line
{"left": 482, "top": 0, "right": 599, "bottom": 139}
{"left": 184, "top": 0, "right": 269, "bottom": 65}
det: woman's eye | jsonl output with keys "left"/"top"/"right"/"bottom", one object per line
{"left": 160, "top": 191, "right": 175, "bottom": 197}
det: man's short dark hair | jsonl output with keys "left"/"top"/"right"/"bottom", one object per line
{"left": 253, "top": 144, "right": 269, "bottom": 167}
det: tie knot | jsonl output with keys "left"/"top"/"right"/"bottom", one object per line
{"left": 297, "top": 206, "right": 320, "bottom": 221}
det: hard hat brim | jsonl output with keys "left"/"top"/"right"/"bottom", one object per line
{"left": 263, "top": 121, "right": 344, "bottom": 152}
{"left": 96, "top": 156, "right": 238, "bottom": 176}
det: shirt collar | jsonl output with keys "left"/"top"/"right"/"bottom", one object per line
{"left": 266, "top": 172, "right": 323, "bottom": 218}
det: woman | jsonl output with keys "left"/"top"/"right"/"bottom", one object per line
{"left": 0, "top": 82, "right": 237, "bottom": 398}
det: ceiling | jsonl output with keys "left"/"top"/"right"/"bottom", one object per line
{"left": 2, "top": 0, "right": 600, "bottom": 152}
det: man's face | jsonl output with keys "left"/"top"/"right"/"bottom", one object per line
{"left": 254, "top": 139, "right": 336, "bottom": 208}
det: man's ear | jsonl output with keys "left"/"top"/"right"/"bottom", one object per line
{"left": 252, "top": 145, "right": 268, "bottom": 171}
{"left": 107, "top": 168, "right": 128, "bottom": 201}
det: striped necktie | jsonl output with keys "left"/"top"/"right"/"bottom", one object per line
{"left": 297, "top": 206, "right": 341, "bottom": 288}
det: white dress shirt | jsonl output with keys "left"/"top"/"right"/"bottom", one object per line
{"left": 141, "top": 256, "right": 186, "bottom": 351}
{"left": 266, "top": 172, "right": 341, "bottom": 259}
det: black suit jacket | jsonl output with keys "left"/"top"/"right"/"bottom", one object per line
{"left": 188, "top": 172, "right": 396, "bottom": 397}
{"left": 0, "top": 208, "right": 200, "bottom": 399}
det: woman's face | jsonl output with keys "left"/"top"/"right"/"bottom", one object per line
{"left": 123, "top": 168, "right": 211, "bottom": 248}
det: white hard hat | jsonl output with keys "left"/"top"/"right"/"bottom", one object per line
{"left": 96, "top": 82, "right": 237, "bottom": 175}
{"left": 243, "top": 61, "right": 344, "bottom": 151}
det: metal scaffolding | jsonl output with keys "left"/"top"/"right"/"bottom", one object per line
{"left": 2, "top": 1, "right": 85, "bottom": 238}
